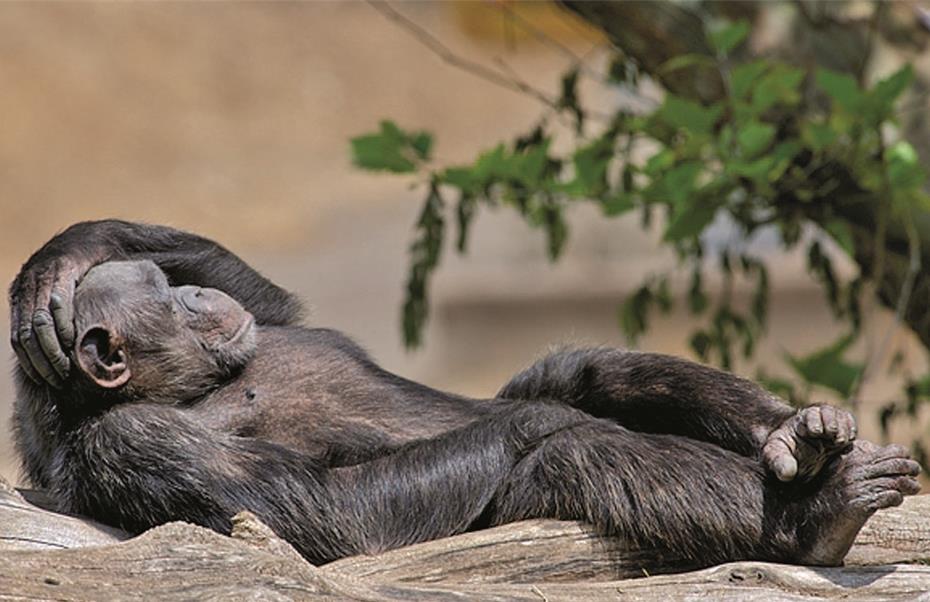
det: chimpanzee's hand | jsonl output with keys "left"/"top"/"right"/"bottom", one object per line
{"left": 9, "top": 254, "right": 95, "bottom": 388}
{"left": 762, "top": 405, "right": 857, "bottom": 482}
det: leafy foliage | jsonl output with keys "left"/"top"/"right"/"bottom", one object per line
{"left": 785, "top": 334, "right": 864, "bottom": 399}
{"left": 351, "top": 121, "right": 432, "bottom": 173}
{"left": 350, "top": 12, "right": 929, "bottom": 442}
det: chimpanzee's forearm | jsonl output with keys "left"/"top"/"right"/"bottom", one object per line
{"left": 498, "top": 348, "right": 796, "bottom": 457}
{"left": 17, "top": 219, "right": 302, "bottom": 326}
{"left": 64, "top": 400, "right": 591, "bottom": 564}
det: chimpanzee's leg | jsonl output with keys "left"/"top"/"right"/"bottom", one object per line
{"left": 487, "top": 419, "right": 919, "bottom": 567}
{"left": 499, "top": 348, "right": 856, "bottom": 481}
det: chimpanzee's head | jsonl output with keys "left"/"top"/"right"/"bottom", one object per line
{"left": 72, "top": 260, "right": 256, "bottom": 403}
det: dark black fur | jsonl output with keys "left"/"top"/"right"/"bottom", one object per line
{"left": 8, "top": 220, "right": 922, "bottom": 569}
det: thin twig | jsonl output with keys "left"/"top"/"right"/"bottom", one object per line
{"left": 491, "top": 56, "right": 577, "bottom": 131}
{"left": 896, "top": 93, "right": 930, "bottom": 116}
{"left": 367, "top": 1, "right": 561, "bottom": 111}
{"left": 873, "top": 219, "right": 922, "bottom": 380}
{"left": 850, "top": 200, "right": 889, "bottom": 407}
{"left": 496, "top": 2, "right": 658, "bottom": 113}
{"left": 496, "top": 1, "right": 607, "bottom": 82}
{"left": 530, "top": 584, "right": 549, "bottom": 602}
{"left": 368, "top": 1, "right": 621, "bottom": 123}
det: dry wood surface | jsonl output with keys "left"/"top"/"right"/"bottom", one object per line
{"left": 1, "top": 476, "right": 929, "bottom": 601}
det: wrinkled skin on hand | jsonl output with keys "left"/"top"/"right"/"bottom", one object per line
{"left": 9, "top": 252, "right": 100, "bottom": 388}
{"left": 763, "top": 405, "right": 858, "bottom": 482}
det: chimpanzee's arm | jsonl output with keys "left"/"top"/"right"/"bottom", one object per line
{"left": 63, "top": 400, "right": 590, "bottom": 564}
{"left": 10, "top": 219, "right": 301, "bottom": 386}
{"left": 498, "top": 348, "right": 856, "bottom": 480}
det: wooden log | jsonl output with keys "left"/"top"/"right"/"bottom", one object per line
{"left": 2, "top": 516, "right": 930, "bottom": 601}
{"left": 2, "top": 476, "right": 930, "bottom": 600}
{"left": 324, "top": 518, "right": 696, "bottom": 583}
{"left": 0, "top": 478, "right": 126, "bottom": 551}
{"left": 325, "top": 496, "right": 930, "bottom": 584}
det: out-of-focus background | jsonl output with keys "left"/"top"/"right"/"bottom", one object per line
{"left": 1, "top": 1, "right": 928, "bottom": 485}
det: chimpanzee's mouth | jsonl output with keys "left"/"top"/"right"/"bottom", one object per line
{"left": 221, "top": 315, "right": 255, "bottom": 347}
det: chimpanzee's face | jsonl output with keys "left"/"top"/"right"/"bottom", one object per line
{"left": 72, "top": 260, "right": 256, "bottom": 403}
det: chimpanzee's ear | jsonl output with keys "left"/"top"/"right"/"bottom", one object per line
{"left": 76, "top": 325, "right": 131, "bottom": 389}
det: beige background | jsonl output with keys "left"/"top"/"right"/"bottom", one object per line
{"left": 0, "top": 2, "right": 924, "bottom": 486}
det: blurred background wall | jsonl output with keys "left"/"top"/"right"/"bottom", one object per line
{"left": 0, "top": 2, "right": 922, "bottom": 485}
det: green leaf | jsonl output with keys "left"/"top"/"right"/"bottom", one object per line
{"left": 402, "top": 182, "right": 446, "bottom": 348}
{"left": 752, "top": 65, "right": 805, "bottom": 113}
{"left": 868, "top": 64, "right": 914, "bottom": 118}
{"left": 886, "top": 140, "right": 926, "bottom": 191}
{"left": 410, "top": 132, "right": 433, "bottom": 161}
{"left": 621, "top": 164, "right": 635, "bottom": 192}
{"left": 472, "top": 144, "right": 510, "bottom": 181}
{"left": 644, "top": 149, "right": 675, "bottom": 176}
{"left": 655, "top": 277, "right": 673, "bottom": 312}
{"left": 619, "top": 285, "right": 653, "bottom": 343}
{"left": 823, "top": 220, "right": 854, "bottom": 256}
{"left": 513, "top": 139, "right": 552, "bottom": 187}
{"left": 658, "top": 53, "right": 716, "bottom": 74}
{"left": 816, "top": 69, "right": 864, "bottom": 113}
{"left": 906, "top": 373, "right": 930, "bottom": 399}
{"left": 602, "top": 193, "right": 635, "bottom": 216}
{"left": 664, "top": 201, "right": 718, "bottom": 242}
{"left": 688, "top": 268, "right": 709, "bottom": 314}
{"left": 736, "top": 121, "right": 776, "bottom": 157}
{"left": 542, "top": 202, "right": 568, "bottom": 260}
{"left": 455, "top": 193, "right": 477, "bottom": 253}
{"left": 728, "top": 156, "right": 775, "bottom": 182}
{"left": 565, "top": 136, "right": 613, "bottom": 197}
{"left": 441, "top": 166, "right": 477, "bottom": 190}
{"left": 802, "top": 122, "right": 838, "bottom": 152}
{"left": 657, "top": 96, "right": 723, "bottom": 136}
{"left": 767, "top": 140, "right": 802, "bottom": 181}
{"left": 709, "top": 20, "right": 750, "bottom": 55}
{"left": 351, "top": 120, "right": 432, "bottom": 173}
{"left": 690, "top": 330, "right": 712, "bottom": 361}
{"left": 807, "top": 240, "right": 842, "bottom": 314}
{"left": 745, "top": 257, "right": 769, "bottom": 327}
{"left": 731, "top": 60, "right": 769, "bottom": 100}
{"left": 785, "top": 333, "right": 863, "bottom": 398}
{"left": 558, "top": 68, "right": 584, "bottom": 133}
{"left": 664, "top": 161, "right": 703, "bottom": 205}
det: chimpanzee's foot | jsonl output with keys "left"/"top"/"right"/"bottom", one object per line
{"left": 763, "top": 405, "right": 857, "bottom": 481}
{"left": 799, "top": 440, "right": 921, "bottom": 565}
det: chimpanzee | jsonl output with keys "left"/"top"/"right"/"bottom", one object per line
{"left": 8, "top": 220, "right": 921, "bottom": 568}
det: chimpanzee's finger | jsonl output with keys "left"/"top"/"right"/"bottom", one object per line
{"left": 820, "top": 405, "right": 840, "bottom": 438}
{"left": 10, "top": 277, "right": 43, "bottom": 384}
{"left": 831, "top": 409, "right": 855, "bottom": 445}
{"left": 34, "top": 309, "right": 70, "bottom": 381}
{"left": 26, "top": 261, "right": 66, "bottom": 387}
{"left": 11, "top": 340, "right": 41, "bottom": 384}
{"left": 19, "top": 324, "right": 63, "bottom": 388}
{"left": 801, "top": 407, "right": 825, "bottom": 437}
{"left": 10, "top": 273, "right": 34, "bottom": 352}
{"left": 763, "top": 433, "right": 798, "bottom": 481}
{"left": 50, "top": 288, "right": 75, "bottom": 350}
{"left": 48, "top": 269, "right": 77, "bottom": 352}
{"left": 843, "top": 412, "right": 858, "bottom": 442}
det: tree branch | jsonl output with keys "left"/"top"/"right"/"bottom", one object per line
{"left": 367, "top": 1, "right": 561, "bottom": 111}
